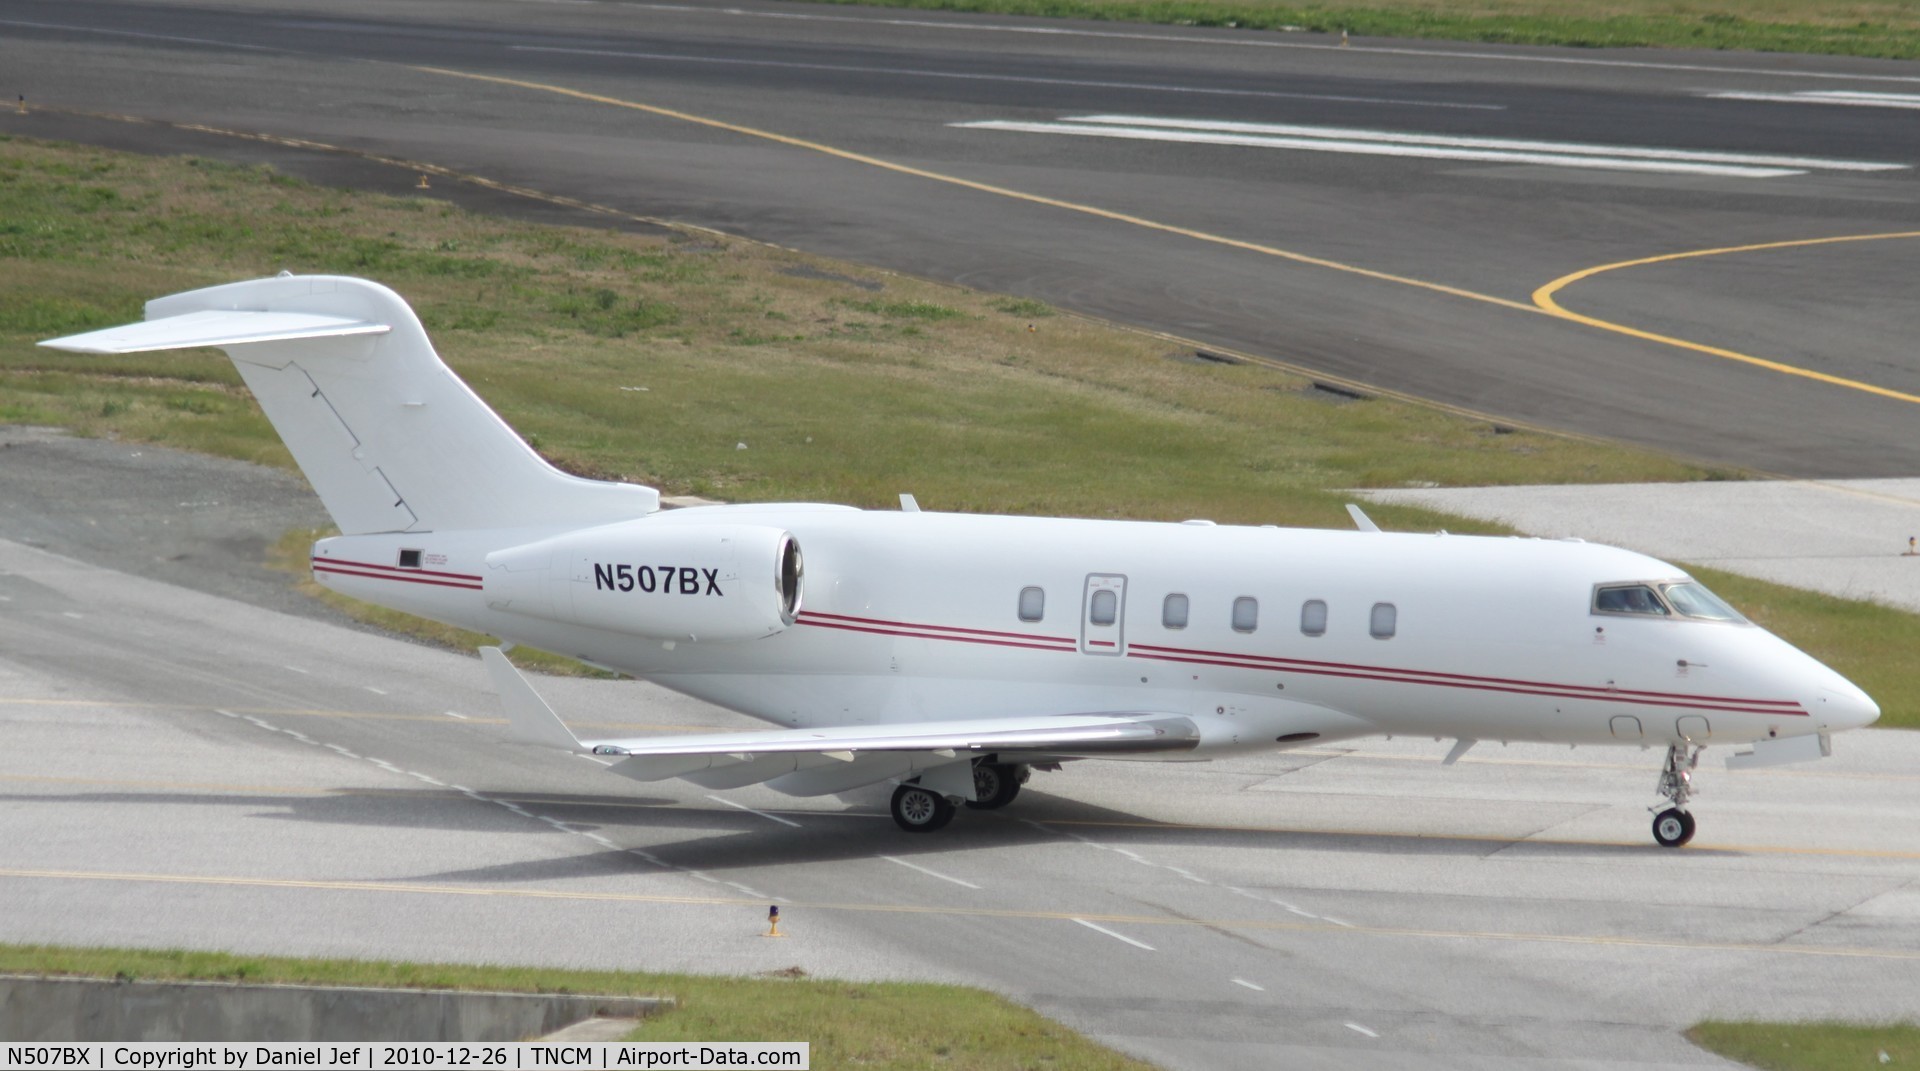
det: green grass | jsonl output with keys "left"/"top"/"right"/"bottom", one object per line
{"left": 0, "top": 944, "right": 1154, "bottom": 1070}
{"left": 4, "top": 133, "right": 1918, "bottom": 727}
{"left": 1690, "top": 1020, "right": 1920, "bottom": 1070}
{"left": 787, "top": 0, "right": 1920, "bottom": 59}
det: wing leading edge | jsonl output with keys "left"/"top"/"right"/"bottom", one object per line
{"left": 479, "top": 647, "right": 1198, "bottom": 797}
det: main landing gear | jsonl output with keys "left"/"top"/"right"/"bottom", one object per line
{"left": 965, "top": 761, "right": 1025, "bottom": 811}
{"left": 1651, "top": 743, "right": 1703, "bottom": 848}
{"left": 890, "top": 760, "right": 1030, "bottom": 832}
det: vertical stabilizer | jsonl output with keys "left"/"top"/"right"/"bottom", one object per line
{"left": 41, "top": 275, "right": 658, "bottom": 533}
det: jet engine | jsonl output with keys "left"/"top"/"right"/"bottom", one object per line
{"left": 484, "top": 520, "right": 803, "bottom": 642}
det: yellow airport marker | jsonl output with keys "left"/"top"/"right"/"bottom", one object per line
{"left": 1905, "top": 536, "right": 1917, "bottom": 557}
{"left": 415, "top": 173, "right": 431, "bottom": 189}
{"left": 762, "top": 904, "right": 786, "bottom": 938}
{"left": 16, "top": 95, "right": 25, "bottom": 115}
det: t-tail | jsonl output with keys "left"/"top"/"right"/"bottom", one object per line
{"left": 41, "top": 274, "right": 658, "bottom": 533}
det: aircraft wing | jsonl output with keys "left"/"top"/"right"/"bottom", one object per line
{"left": 480, "top": 647, "right": 1198, "bottom": 796}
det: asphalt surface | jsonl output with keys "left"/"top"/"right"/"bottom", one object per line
{"left": 4, "top": 434, "right": 1920, "bottom": 1069}
{"left": 1, "top": 0, "right": 1917, "bottom": 475}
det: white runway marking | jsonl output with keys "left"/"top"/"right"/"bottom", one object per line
{"left": 575, "top": 754, "right": 614, "bottom": 766}
{"left": 956, "top": 115, "right": 1906, "bottom": 178}
{"left": 363, "top": 686, "right": 387, "bottom": 695}
{"left": 511, "top": 44, "right": 1500, "bottom": 110}
{"left": 282, "top": 665, "right": 309, "bottom": 674}
{"left": 1073, "top": 917, "right": 1155, "bottom": 950}
{"left": 1346, "top": 1022, "right": 1381, "bottom": 1038}
{"left": 1706, "top": 89, "right": 1920, "bottom": 110}
{"left": 879, "top": 854, "right": 981, "bottom": 889}
{"left": 61, "top": 611, "right": 83, "bottom": 619}
{"left": 1232, "top": 978, "right": 1266, "bottom": 991}
{"left": 443, "top": 710, "right": 467, "bottom": 720}
{"left": 707, "top": 794, "right": 802, "bottom": 827}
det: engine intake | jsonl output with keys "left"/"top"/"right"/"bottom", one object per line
{"left": 485, "top": 520, "right": 803, "bottom": 642}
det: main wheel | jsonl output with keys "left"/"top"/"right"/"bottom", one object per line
{"left": 891, "top": 783, "right": 955, "bottom": 832}
{"left": 1652, "top": 807, "right": 1696, "bottom": 848}
{"left": 964, "top": 762, "right": 1023, "bottom": 810}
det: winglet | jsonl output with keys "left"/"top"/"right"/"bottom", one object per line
{"left": 1345, "top": 503, "right": 1382, "bottom": 533}
{"left": 480, "top": 646, "right": 583, "bottom": 751}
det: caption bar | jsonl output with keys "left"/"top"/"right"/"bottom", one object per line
{"left": 3, "top": 1044, "right": 808, "bottom": 1070}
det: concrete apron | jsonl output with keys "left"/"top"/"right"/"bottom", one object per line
{"left": 0, "top": 975, "right": 669, "bottom": 1042}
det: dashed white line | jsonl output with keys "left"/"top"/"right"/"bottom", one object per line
{"left": 1232, "top": 978, "right": 1265, "bottom": 991}
{"left": 61, "top": 611, "right": 83, "bottom": 619}
{"left": 363, "top": 686, "right": 387, "bottom": 696}
{"left": 443, "top": 710, "right": 468, "bottom": 720}
{"left": 1346, "top": 1022, "right": 1380, "bottom": 1039}
{"left": 706, "top": 794, "right": 802, "bottom": 828}
{"left": 510, "top": 44, "right": 1500, "bottom": 110}
{"left": 282, "top": 665, "right": 309, "bottom": 675}
{"left": 955, "top": 116, "right": 1905, "bottom": 178}
{"left": 1706, "top": 89, "right": 1920, "bottom": 110}
{"left": 878, "top": 855, "right": 982, "bottom": 889}
{"left": 1073, "top": 917, "right": 1155, "bottom": 950}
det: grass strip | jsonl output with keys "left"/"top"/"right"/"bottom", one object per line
{"left": 3, "top": 135, "right": 1918, "bottom": 726}
{"left": 789, "top": 0, "right": 1920, "bottom": 60}
{"left": 1689, "top": 1020, "right": 1920, "bottom": 1070}
{"left": 0, "top": 944, "right": 1154, "bottom": 1069}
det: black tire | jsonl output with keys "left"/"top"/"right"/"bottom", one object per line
{"left": 964, "top": 762, "right": 1023, "bottom": 810}
{"left": 891, "top": 783, "right": 955, "bottom": 832}
{"left": 1652, "top": 808, "right": 1696, "bottom": 848}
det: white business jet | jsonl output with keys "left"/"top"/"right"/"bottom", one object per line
{"left": 44, "top": 275, "right": 1880, "bottom": 846}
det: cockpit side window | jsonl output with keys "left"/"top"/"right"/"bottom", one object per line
{"left": 1593, "top": 583, "right": 1670, "bottom": 617}
{"left": 1661, "top": 581, "right": 1749, "bottom": 623}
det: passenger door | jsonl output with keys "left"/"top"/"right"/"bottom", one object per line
{"left": 1080, "top": 574, "right": 1127, "bottom": 656}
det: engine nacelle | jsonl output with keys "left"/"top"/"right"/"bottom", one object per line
{"left": 484, "top": 520, "right": 803, "bottom": 642}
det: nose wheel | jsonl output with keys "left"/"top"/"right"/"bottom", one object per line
{"left": 1650, "top": 743, "right": 1703, "bottom": 848}
{"left": 1652, "top": 807, "right": 1696, "bottom": 848}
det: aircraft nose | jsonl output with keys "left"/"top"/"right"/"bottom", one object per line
{"left": 1820, "top": 682, "right": 1880, "bottom": 731}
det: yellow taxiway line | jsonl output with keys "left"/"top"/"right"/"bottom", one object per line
{"left": 1534, "top": 231, "right": 1920, "bottom": 406}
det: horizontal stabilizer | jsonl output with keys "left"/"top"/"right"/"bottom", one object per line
{"left": 40, "top": 309, "right": 389, "bottom": 354}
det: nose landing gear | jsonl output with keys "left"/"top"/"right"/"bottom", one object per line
{"left": 1651, "top": 743, "right": 1703, "bottom": 848}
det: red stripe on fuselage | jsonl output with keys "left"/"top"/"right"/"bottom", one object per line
{"left": 793, "top": 612, "right": 1804, "bottom": 716}
{"left": 311, "top": 557, "right": 482, "bottom": 583}
{"left": 313, "top": 563, "right": 483, "bottom": 591}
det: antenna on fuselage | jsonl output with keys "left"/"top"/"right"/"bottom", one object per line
{"left": 1345, "top": 503, "right": 1382, "bottom": 533}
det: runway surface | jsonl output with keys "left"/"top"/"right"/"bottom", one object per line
{"left": 1, "top": 0, "right": 1918, "bottom": 475}
{"left": 4, "top": 431, "right": 1920, "bottom": 1069}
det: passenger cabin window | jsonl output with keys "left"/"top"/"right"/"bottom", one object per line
{"left": 1300, "top": 599, "right": 1327, "bottom": 637}
{"left": 1090, "top": 588, "right": 1118, "bottom": 626}
{"left": 1370, "top": 602, "right": 1397, "bottom": 639}
{"left": 1231, "top": 596, "right": 1259, "bottom": 633}
{"left": 1162, "top": 593, "right": 1189, "bottom": 630}
{"left": 1018, "top": 586, "right": 1045, "bottom": 622}
{"left": 1593, "top": 584, "right": 1670, "bottom": 617}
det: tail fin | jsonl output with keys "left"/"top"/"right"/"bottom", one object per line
{"left": 41, "top": 275, "right": 657, "bottom": 534}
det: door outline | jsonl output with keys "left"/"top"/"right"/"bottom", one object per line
{"left": 1081, "top": 573, "right": 1127, "bottom": 656}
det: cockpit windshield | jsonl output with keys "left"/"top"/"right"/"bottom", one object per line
{"left": 1660, "top": 581, "right": 1748, "bottom": 623}
{"left": 1593, "top": 584, "right": 1669, "bottom": 616}
{"left": 1592, "top": 580, "right": 1748, "bottom": 623}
